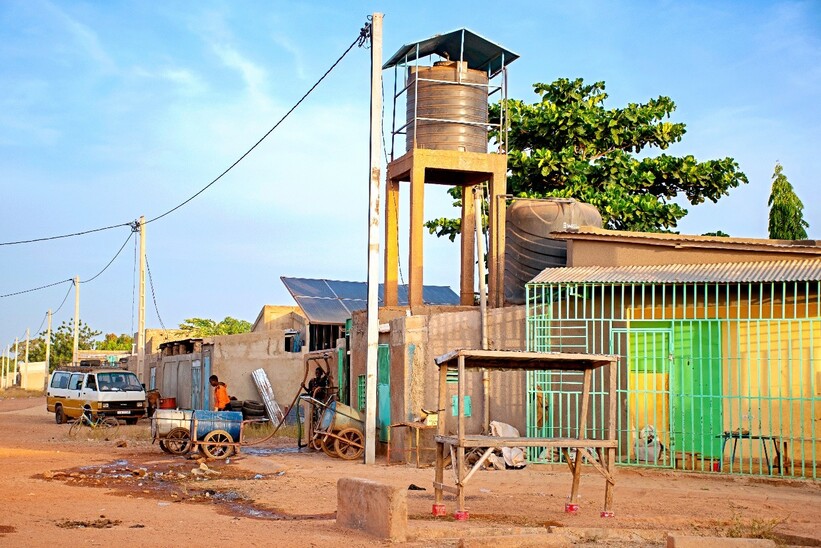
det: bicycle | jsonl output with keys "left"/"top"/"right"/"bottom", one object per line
{"left": 68, "top": 411, "right": 120, "bottom": 438}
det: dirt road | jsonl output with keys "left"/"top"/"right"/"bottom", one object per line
{"left": 1, "top": 396, "right": 819, "bottom": 546}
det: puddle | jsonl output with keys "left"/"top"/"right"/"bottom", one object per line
{"left": 241, "top": 447, "right": 302, "bottom": 456}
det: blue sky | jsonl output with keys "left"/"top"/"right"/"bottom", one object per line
{"left": 0, "top": 1, "right": 819, "bottom": 351}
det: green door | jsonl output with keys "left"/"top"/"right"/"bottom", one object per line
{"left": 377, "top": 344, "right": 390, "bottom": 443}
{"left": 670, "top": 321, "right": 722, "bottom": 458}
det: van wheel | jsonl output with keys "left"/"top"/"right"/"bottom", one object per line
{"left": 55, "top": 405, "right": 66, "bottom": 424}
{"left": 124, "top": 419, "right": 138, "bottom": 425}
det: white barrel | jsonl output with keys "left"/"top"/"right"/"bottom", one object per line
{"left": 152, "top": 409, "right": 194, "bottom": 438}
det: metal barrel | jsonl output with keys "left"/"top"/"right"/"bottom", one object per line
{"left": 191, "top": 410, "right": 243, "bottom": 441}
{"left": 320, "top": 400, "right": 364, "bottom": 433}
{"left": 151, "top": 409, "right": 194, "bottom": 439}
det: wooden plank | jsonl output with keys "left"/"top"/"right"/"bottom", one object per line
{"left": 434, "top": 435, "right": 618, "bottom": 448}
{"left": 461, "top": 447, "right": 494, "bottom": 486}
{"left": 577, "top": 447, "right": 614, "bottom": 484}
{"left": 578, "top": 368, "right": 592, "bottom": 440}
{"left": 434, "top": 349, "right": 618, "bottom": 371}
{"left": 434, "top": 442, "right": 444, "bottom": 505}
{"left": 562, "top": 448, "right": 575, "bottom": 475}
{"left": 432, "top": 481, "right": 460, "bottom": 495}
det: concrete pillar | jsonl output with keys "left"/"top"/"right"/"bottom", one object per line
{"left": 460, "top": 185, "right": 476, "bottom": 305}
{"left": 408, "top": 163, "right": 426, "bottom": 308}
{"left": 384, "top": 179, "right": 400, "bottom": 306}
{"left": 487, "top": 165, "right": 507, "bottom": 308}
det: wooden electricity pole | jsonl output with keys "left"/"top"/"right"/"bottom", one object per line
{"left": 45, "top": 309, "right": 52, "bottom": 374}
{"left": 137, "top": 216, "right": 146, "bottom": 381}
{"left": 364, "top": 12, "right": 383, "bottom": 465}
{"left": 72, "top": 276, "right": 80, "bottom": 366}
{"left": 24, "top": 328, "right": 29, "bottom": 388}
{"left": 13, "top": 337, "right": 18, "bottom": 383}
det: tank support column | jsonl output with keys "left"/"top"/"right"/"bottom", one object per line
{"left": 460, "top": 185, "right": 476, "bottom": 306}
{"left": 384, "top": 179, "right": 400, "bottom": 306}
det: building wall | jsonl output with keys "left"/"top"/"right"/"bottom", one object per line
{"left": 351, "top": 305, "right": 527, "bottom": 463}
{"left": 18, "top": 361, "right": 47, "bottom": 391}
{"left": 152, "top": 317, "right": 307, "bottom": 410}
{"left": 567, "top": 239, "right": 821, "bottom": 268}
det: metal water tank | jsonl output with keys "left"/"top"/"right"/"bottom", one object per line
{"left": 406, "top": 61, "right": 488, "bottom": 153}
{"left": 504, "top": 199, "right": 602, "bottom": 304}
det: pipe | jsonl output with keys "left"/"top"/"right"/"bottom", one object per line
{"left": 474, "top": 187, "right": 490, "bottom": 432}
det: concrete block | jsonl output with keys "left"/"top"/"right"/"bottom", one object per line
{"left": 459, "top": 533, "right": 571, "bottom": 548}
{"left": 336, "top": 477, "right": 407, "bottom": 542}
{"left": 667, "top": 535, "right": 776, "bottom": 548}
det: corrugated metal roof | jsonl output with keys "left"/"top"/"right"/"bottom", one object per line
{"left": 383, "top": 28, "right": 519, "bottom": 76}
{"left": 528, "top": 259, "right": 821, "bottom": 285}
{"left": 551, "top": 226, "right": 821, "bottom": 249}
{"left": 281, "top": 277, "right": 460, "bottom": 324}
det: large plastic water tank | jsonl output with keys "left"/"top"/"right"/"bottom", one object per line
{"left": 505, "top": 199, "right": 602, "bottom": 304}
{"left": 406, "top": 61, "right": 488, "bottom": 153}
{"left": 191, "top": 410, "right": 243, "bottom": 441}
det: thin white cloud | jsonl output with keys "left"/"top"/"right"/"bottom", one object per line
{"left": 132, "top": 66, "right": 207, "bottom": 96}
{"left": 39, "top": 0, "right": 117, "bottom": 72}
{"left": 271, "top": 34, "right": 307, "bottom": 79}
{"left": 211, "top": 43, "right": 271, "bottom": 110}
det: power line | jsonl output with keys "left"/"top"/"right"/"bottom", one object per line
{"left": 53, "top": 282, "right": 73, "bottom": 316}
{"left": 0, "top": 22, "right": 370, "bottom": 247}
{"left": 79, "top": 231, "right": 134, "bottom": 284}
{"left": 0, "top": 221, "right": 132, "bottom": 247}
{"left": 0, "top": 278, "right": 72, "bottom": 299}
{"left": 145, "top": 26, "right": 370, "bottom": 226}
{"left": 145, "top": 254, "right": 165, "bottom": 330}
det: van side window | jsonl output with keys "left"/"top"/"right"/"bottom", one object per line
{"left": 86, "top": 374, "right": 97, "bottom": 391}
{"left": 69, "top": 373, "right": 84, "bottom": 391}
{"left": 50, "top": 372, "right": 70, "bottom": 389}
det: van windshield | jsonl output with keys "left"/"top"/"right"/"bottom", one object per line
{"left": 97, "top": 372, "right": 143, "bottom": 392}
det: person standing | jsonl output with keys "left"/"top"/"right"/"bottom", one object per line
{"left": 210, "top": 375, "right": 230, "bottom": 411}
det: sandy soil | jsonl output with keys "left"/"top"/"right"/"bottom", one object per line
{"left": 1, "top": 396, "right": 819, "bottom": 547}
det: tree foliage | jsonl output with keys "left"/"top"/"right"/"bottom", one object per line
{"left": 28, "top": 319, "right": 102, "bottom": 370}
{"left": 96, "top": 333, "right": 134, "bottom": 351}
{"left": 179, "top": 317, "right": 252, "bottom": 337}
{"left": 767, "top": 162, "right": 808, "bottom": 240}
{"left": 426, "top": 78, "right": 748, "bottom": 238}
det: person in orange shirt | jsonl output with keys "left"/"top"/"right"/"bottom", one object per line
{"left": 209, "top": 375, "right": 230, "bottom": 411}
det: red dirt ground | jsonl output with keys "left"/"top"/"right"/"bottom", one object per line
{"left": 1, "top": 396, "right": 819, "bottom": 547}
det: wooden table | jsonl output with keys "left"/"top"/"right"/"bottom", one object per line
{"left": 431, "top": 349, "right": 619, "bottom": 519}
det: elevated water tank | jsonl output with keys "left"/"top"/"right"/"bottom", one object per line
{"left": 505, "top": 199, "right": 602, "bottom": 305}
{"left": 406, "top": 61, "right": 488, "bottom": 153}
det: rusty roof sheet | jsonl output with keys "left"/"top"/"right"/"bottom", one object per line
{"left": 551, "top": 226, "right": 821, "bottom": 249}
{"left": 529, "top": 259, "right": 821, "bottom": 285}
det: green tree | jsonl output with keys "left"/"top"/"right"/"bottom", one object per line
{"left": 96, "top": 333, "right": 134, "bottom": 351}
{"left": 28, "top": 319, "right": 102, "bottom": 370}
{"left": 768, "top": 162, "right": 808, "bottom": 240}
{"left": 426, "top": 78, "right": 748, "bottom": 238}
{"left": 179, "top": 316, "right": 252, "bottom": 337}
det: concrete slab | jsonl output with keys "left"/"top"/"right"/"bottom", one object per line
{"left": 667, "top": 535, "right": 777, "bottom": 547}
{"left": 336, "top": 477, "right": 407, "bottom": 542}
{"left": 458, "top": 533, "right": 571, "bottom": 548}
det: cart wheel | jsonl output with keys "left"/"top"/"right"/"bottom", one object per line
{"left": 164, "top": 427, "right": 192, "bottom": 455}
{"left": 159, "top": 440, "right": 172, "bottom": 454}
{"left": 321, "top": 435, "right": 339, "bottom": 458}
{"left": 201, "top": 429, "right": 234, "bottom": 459}
{"left": 309, "top": 434, "right": 323, "bottom": 452}
{"left": 334, "top": 428, "right": 364, "bottom": 460}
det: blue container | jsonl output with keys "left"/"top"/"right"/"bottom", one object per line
{"left": 319, "top": 400, "right": 337, "bottom": 431}
{"left": 191, "top": 410, "right": 243, "bottom": 442}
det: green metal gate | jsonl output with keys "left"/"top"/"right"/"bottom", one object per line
{"left": 377, "top": 344, "right": 390, "bottom": 443}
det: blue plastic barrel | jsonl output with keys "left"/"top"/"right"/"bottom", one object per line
{"left": 191, "top": 410, "right": 243, "bottom": 441}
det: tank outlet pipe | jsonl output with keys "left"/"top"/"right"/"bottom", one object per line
{"left": 474, "top": 187, "right": 490, "bottom": 432}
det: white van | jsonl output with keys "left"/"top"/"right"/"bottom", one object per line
{"left": 47, "top": 368, "right": 147, "bottom": 424}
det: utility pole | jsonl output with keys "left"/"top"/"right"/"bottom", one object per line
{"left": 137, "top": 216, "right": 146, "bottom": 382}
{"left": 24, "top": 328, "right": 29, "bottom": 389}
{"left": 72, "top": 276, "right": 80, "bottom": 366}
{"left": 1, "top": 346, "right": 6, "bottom": 388}
{"left": 46, "top": 310, "right": 52, "bottom": 374}
{"left": 364, "top": 12, "right": 383, "bottom": 465}
{"left": 13, "top": 337, "right": 19, "bottom": 384}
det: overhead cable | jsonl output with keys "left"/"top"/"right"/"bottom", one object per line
{"left": 145, "top": 24, "right": 371, "bottom": 225}
{"left": 0, "top": 22, "right": 370, "bottom": 247}
{"left": 145, "top": 254, "right": 166, "bottom": 330}
{"left": 79, "top": 231, "right": 134, "bottom": 284}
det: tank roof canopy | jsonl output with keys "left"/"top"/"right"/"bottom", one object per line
{"left": 383, "top": 28, "right": 518, "bottom": 77}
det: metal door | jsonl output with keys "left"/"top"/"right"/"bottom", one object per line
{"left": 377, "top": 344, "right": 390, "bottom": 443}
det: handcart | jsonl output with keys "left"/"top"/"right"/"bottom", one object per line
{"left": 299, "top": 395, "right": 365, "bottom": 460}
{"left": 151, "top": 409, "right": 266, "bottom": 459}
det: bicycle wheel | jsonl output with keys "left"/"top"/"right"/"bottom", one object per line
{"left": 100, "top": 417, "right": 120, "bottom": 436}
{"left": 68, "top": 419, "right": 86, "bottom": 437}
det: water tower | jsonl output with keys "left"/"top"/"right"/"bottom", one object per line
{"left": 383, "top": 29, "right": 518, "bottom": 309}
